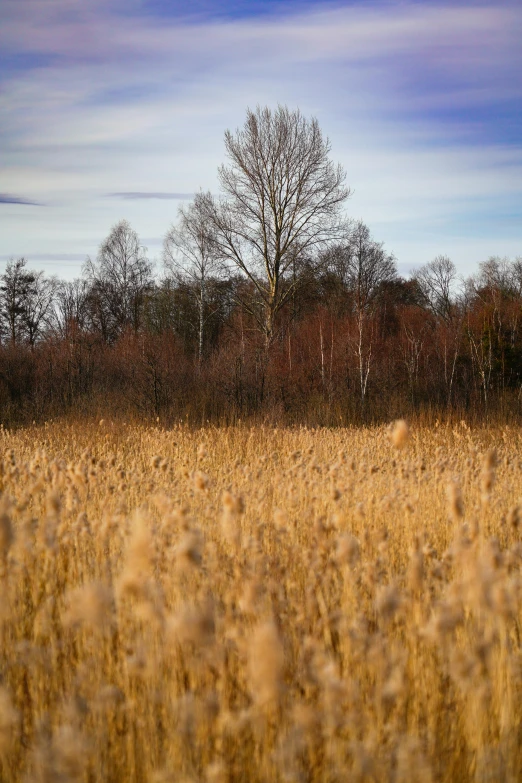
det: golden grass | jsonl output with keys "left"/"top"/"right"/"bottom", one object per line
{"left": 0, "top": 419, "right": 521, "bottom": 782}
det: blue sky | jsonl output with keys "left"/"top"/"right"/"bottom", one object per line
{"left": 0, "top": 0, "right": 520, "bottom": 280}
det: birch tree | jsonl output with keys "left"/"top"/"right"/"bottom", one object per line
{"left": 84, "top": 220, "right": 152, "bottom": 341}
{"left": 328, "top": 222, "right": 397, "bottom": 405}
{"left": 163, "top": 194, "right": 220, "bottom": 361}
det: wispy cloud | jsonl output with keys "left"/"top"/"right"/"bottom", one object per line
{"left": 0, "top": 193, "right": 42, "bottom": 206}
{"left": 109, "top": 192, "right": 195, "bottom": 200}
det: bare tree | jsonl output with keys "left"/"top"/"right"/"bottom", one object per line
{"left": 0, "top": 258, "right": 57, "bottom": 346}
{"left": 326, "top": 222, "right": 397, "bottom": 405}
{"left": 476, "top": 256, "right": 513, "bottom": 293}
{"left": 163, "top": 194, "right": 220, "bottom": 361}
{"left": 510, "top": 257, "right": 522, "bottom": 297}
{"left": 464, "top": 256, "right": 522, "bottom": 404}
{"left": 330, "top": 222, "right": 397, "bottom": 310}
{"left": 55, "top": 278, "right": 90, "bottom": 339}
{"left": 84, "top": 220, "right": 153, "bottom": 341}
{"left": 412, "top": 256, "right": 464, "bottom": 404}
{"left": 202, "top": 105, "right": 350, "bottom": 347}
{"left": 24, "top": 271, "right": 58, "bottom": 346}
{"left": 413, "top": 255, "right": 458, "bottom": 322}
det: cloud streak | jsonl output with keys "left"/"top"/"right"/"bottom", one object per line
{"left": 0, "top": 193, "right": 42, "bottom": 206}
{"left": 109, "top": 192, "right": 195, "bottom": 200}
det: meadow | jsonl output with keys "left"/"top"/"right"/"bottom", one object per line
{"left": 0, "top": 419, "right": 521, "bottom": 782}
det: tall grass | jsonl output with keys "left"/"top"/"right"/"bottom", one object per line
{"left": 0, "top": 419, "right": 521, "bottom": 781}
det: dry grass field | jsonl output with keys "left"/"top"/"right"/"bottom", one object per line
{"left": 0, "top": 419, "right": 521, "bottom": 782}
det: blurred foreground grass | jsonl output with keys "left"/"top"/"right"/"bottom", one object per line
{"left": 0, "top": 419, "right": 521, "bottom": 782}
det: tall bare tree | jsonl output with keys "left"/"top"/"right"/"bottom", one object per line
{"left": 84, "top": 220, "right": 152, "bottom": 341}
{"left": 202, "top": 105, "right": 350, "bottom": 346}
{"left": 163, "top": 194, "right": 220, "bottom": 361}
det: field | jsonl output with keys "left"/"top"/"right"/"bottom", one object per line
{"left": 0, "top": 419, "right": 521, "bottom": 782}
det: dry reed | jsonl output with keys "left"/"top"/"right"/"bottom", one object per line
{"left": 0, "top": 418, "right": 521, "bottom": 781}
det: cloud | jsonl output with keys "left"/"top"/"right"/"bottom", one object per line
{"left": 109, "top": 192, "right": 195, "bottom": 200}
{"left": 0, "top": 1, "right": 520, "bottom": 276}
{"left": 2, "top": 2, "right": 520, "bottom": 87}
{"left": 0, "top": 193, "right": 41, "bottom": 206}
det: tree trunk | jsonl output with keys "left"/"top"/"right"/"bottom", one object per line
{"left": 198, "top": 277, "right": 205, "bottom": 362}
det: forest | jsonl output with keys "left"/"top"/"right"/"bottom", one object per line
{"left": 1, "top": 107, "right": 521, "bottom": 426}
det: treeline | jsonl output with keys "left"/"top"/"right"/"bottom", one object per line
{"left": 1, "top": 228, "right": 521, "bottom": 425}
{"left": 2, "top": 106, "right": 521, "bottom": 425}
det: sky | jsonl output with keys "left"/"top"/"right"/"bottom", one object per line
{"left": 0, "top": 0, "right": 521, "bottom": 281}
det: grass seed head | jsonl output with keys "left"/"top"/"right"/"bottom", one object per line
{"left": 167, "top": 600, "right": 215, "bottom": 648}
{"left": 446, "top": 480, "right": 464, "bottom": 521}
{"left": 335, "top": 533, "right": 360, "bottom": 567}
{"left": 176, "top": 530, "right": 203, "bottom": 569}
{"left": 248, "top": 620, "right": 285, "bottom": 707}
{"left": 63, "top": 582, "right": 113, "bottom": 630}
{"left": 375, "top": 583, "right": 401, "bottom": 621}
{"left": 391, "top": 419, "right": 409, "bottom": 449}
{"left": 194, "top": 471, "right": 210, "bottom": 493}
